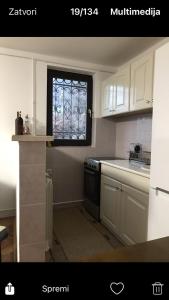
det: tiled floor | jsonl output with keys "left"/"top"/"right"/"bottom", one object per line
{"left": 0, "top": 217, "right": 16, "bottom": 262}
{"left": 49, "top": 206, "right": 123, "bottom": 262}
{"left": 0, "top": 208, "right": 123, "bottom": 263}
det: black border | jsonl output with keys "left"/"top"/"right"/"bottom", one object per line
{"left": 0, "top": 262, "right": 169, "bottom": 298}
{"left": 1, "top": 3, "right": 169, "bottom": 297}
{"left": 0, "top": 3, "right": 167, "bottom": 36}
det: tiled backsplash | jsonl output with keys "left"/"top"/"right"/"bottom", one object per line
{"left": 115, "top": 113, "right": 152, "bottom": 159}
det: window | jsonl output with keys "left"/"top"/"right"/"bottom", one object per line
{"left": 47, "top": 69, "right": 93, "bottom": 146}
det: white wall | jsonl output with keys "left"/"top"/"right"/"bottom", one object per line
{"left": 0, "top": 55, "right": 33, "bottom": 216}
{"left": 35, "top": 62, "right": 116, "bottom": 205}
{"left": 35, "top": 62, "right": 47, "bottom": 135}
{"left": 0, "top": 37, "right": 165, "bottom": 213}
{"left": 0, "top": 49, "right": 114, "bottom": 215}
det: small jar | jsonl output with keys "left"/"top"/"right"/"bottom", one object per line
{"left": 23, "top": 114, "right": 31, "bottom": 135}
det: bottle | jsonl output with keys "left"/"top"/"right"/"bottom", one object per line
{"left": 15, "top": 111, "right": 23, "bottom": 135}
{"left": 23, "top": 114, "right": 31, "bottom": 135}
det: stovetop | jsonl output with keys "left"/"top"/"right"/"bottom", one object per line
{"left": 84, "top": 156, "right": 121, "bottom": 171}
{"left": 86, "top": 156, "right": 115, "bottom": 162}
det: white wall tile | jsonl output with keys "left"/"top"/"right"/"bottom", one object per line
{"left": 115, "top": 113, "right": 152, "bottom": 158}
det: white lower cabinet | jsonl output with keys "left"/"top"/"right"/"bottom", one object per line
{"left": 100, "top": 176, "right": 122, "bottom": 236}
{"left": 120, "top": 185, "right": 148, "bottom": 245}
{"left": 100, "top": 175, "right": 149, "bottom": 245}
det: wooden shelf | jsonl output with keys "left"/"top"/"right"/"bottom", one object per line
{"left": 12, "top": 135, "right": 54, "bottom": 142}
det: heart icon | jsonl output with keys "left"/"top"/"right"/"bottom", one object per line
{"left": 110, "top": 282, "right": 124, "bottom": 295}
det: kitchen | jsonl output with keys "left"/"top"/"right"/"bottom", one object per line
{"left": 0, "top": 37, "right": 169, "bottom": 262}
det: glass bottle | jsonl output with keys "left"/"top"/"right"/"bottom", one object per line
{"left": 15, "top": 111, "right": 23, "bottom": 135}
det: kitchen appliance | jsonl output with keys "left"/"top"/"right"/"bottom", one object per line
{"left": 84, "top": 156, "right": 117, "bottom": 221}
{"left": 129, "top": 143, "right": 142, "bottom": 160}
{"left": 129, "top": 143, "right": 151, "bottom": 165}
{"left": 147, "top": 42, "right": 169, "bottom": 241}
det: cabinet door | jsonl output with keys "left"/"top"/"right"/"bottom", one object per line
{"left": 113, "top": 65, "right": 130, "bottom": 114}
{"left": 100, "top": 175, "right": 122, "bottom": 235}
{"left": 121, "top": 184, "right": 149, "bottom": 245}
{"left": 150, "top": 42, "right": 169, "bottom": 191}
{"left": 130, "top": 53, "right": 154, "bottom": 111}
{"left": 101, "top": 76, "right": 115, "bottom": 117}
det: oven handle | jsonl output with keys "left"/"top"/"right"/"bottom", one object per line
{"left": 84, "top": 168, "right": 98, "bottom": 176}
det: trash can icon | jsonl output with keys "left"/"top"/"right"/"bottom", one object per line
{"left": 152, "top": 282, "right": 164, "bottom": 295}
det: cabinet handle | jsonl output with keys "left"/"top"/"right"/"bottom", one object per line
{"left": 109, "top": 109, "right": 115, "bottom": 112}
{"left": 88, "top": 108, "right": 92, "bottom": 118}
{"left": 152, "top": 187, "right": 169, "bottom": 195}
{"left": 145, "top": 99, "right": 153, "bottom": 104}
{"left": 113, "top": 187, "right": 121, "bottom": 191}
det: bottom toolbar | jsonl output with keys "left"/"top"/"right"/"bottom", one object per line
{"left": 0, "top": 263, "right": 168, "bottom": 298}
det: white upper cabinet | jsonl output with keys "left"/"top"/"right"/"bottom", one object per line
{"left": 101, "top": 65, "right": 130, "bottom": 117}
{"left": 113, "top": 65, "right": 130, "bottom": 114}
{"left": 101, "top": 76, "right": 115, "bottom": 117}
{"left": 101, "top": 52, "right": 154, "bottom": 117}
{"left": 130, "top": 53, "right": 154, "bottom": 111}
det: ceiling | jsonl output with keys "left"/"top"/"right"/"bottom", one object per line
{"left": 0, "top": 37, "right": 165, "bottom": 67}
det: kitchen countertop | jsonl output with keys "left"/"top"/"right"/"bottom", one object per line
{"left": 80, "top": 236, "right": 169, "bottom": 262}
{"left": 100, "top": 159, "right": 150, "bottom": 178}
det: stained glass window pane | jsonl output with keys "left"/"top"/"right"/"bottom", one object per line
{"left": 52, "top": 77, "right": 88, "bottom": 140}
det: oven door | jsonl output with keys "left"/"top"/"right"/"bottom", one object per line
{"left": 84, "top": 167, "right": 100, "bottom": 206}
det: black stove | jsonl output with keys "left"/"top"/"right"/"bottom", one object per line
{"left": 84, "top": 156, "right": 119, "bottom": 221}
{"left": 84, "top": 156, "right": 115, "bottom": 172}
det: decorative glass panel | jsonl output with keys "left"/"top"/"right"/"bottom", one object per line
{"left": 52, "top": 77, "right": 87, "bottom": 140}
